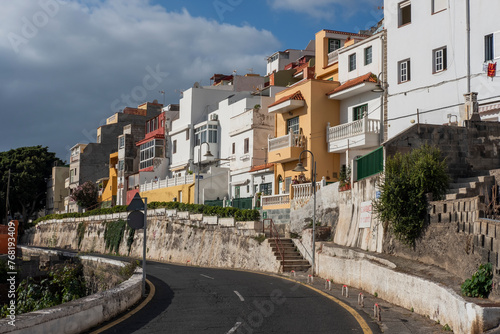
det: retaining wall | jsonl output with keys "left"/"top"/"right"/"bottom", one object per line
{"left": 315, "top": 244, "right": 500, "bottom": 334}
{"left": 0, "top": 246, "right": 142, "bottom": 334}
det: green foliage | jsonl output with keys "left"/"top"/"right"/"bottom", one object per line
{"left": 0, "top": 146, "right": 64, "bottom": 228}
{"left": 1, "top": 262, "right": 87, "bottom": 317}
{"left": 119, "top": 260, "right": 139, "bottom": 278}
{"left": 70, "top": 181, "right": 98, "bottom": 209}
{"left": 442, "top": 324, "right": 452, "bottom": 331}
{"left": 339, "top": 165, "right": 351, "bottom": 187}
{"left": 77, "top": 222, "right": 86, "bottom": 248}
{"left": 252, "top": 234, "right": 266, "bottom": 244}
{"left": 461, "top": 263, "right": 493, "bottom": 298}
{"left": 374, "top": 144, "right": 449, "bottom": 246}
{"left": 126, "top": 225, "right": 135, "bottom": 255}
{"left": 104, "top": 220, "right": 127, "bottom": 254}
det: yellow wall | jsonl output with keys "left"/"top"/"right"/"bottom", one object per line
{"left": 271, "top": 79, "right": 341, "bottom": 196}
{"left": 140, "top": 183, "right": 195, "bottom": 203}
{"left": 99, "top": 153, "right": 118, "bottom": 203}
{"left": 314, "top": 30, "right": 339, "bottom": 81}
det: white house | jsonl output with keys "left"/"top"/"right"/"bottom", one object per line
{"left": 266, "top": 41, "right": 315, "bottom": 76}
{"left": 384, "top": 0, "right": 500, "bottom": 138}
{"left": 326, "top": 31, "right": 385, "bottom": 168}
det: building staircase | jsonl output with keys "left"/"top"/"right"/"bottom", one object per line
{"left": 268, "top": 238, "right": 311, "bottom": 272}
{"left": 445, "top": 175, "right": 495, "bottom": 200}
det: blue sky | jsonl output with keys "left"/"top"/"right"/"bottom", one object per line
{"left": 0, "top": 0, "right": 383, "bottom": 161}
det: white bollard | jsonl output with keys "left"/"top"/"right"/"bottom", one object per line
{"left": 342, "top": 285, "right": 349, "bottom": 297}
{"left": 325, "top": 279, "right": 332, "bottom": 291}
{"left": 358, "top": 293, "right": 364, "bottom": 307}
{"left": 291, "top": 270, "right": 296, "bottom": 278}
{"left": 308, "top": 275, "right": 314, "bottom": 284}
{"left": 374, "top": 303, "right": 381, "bottom": 321}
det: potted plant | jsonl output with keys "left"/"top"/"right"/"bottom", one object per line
{"left": 339, "top": 165, "right": 351, "bottom": 191}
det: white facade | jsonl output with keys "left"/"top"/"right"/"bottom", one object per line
{"left": 327, "top": 32, "right": 385, "bottom": 166}
{"left": 384, "top": 0, "right": 500, "bottom": 139}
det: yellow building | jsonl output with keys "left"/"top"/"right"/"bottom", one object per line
{"left": 97, "top": 152, "right": 118, "bottom": 207}
{"left": 139, "top": 179, "right": 196, "bottom": 204}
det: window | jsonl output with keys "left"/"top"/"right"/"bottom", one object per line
{"left": 139, "top": 139, "right": 164, "bottom": 169}
{"left": 398, "top": 1, "right": 411, "bottom": 27}
{"left": 432, "top": 0, "right": 447, "bottom": 14}
{"left": 186, "top": 129, "right": 190, "bottom": 140}
{"left": 235, "top": 186, "right": 240, "bottom": 198}
{"left": 118, "top": 136, "right": 125, "bottom": 149}
{"left": 260, "top": 183, "right": 272, "bottom": 196}
{"left": 485, "top": 34, "right": 494, "bottom": 62}
{"left": 244, "top": 138, "right": 249, "bottom": 154}
{"left": 364, "top": 46, "right": 373, "bottom": 65}
{"left": 246, "top": 184, "right": 250, "bottom": 193}
{"left": 433, "top": 47, "right": 447, "bottom": 73}
{"left": 232, "top": 143, "right": 235, "bottom": 155}
{"left": 118, "top": 160, "right": 124, "bottom": 171}
{"left": 285, "top": 177, "right": 292, "bottom": 194}
{"left": 349, "top": 53, "right": 357, "bottom": 72}
{"left": 398, "top": 59, "right": 411, "bottom": 83}
{"left": 287, "top": 117, "right": 299, "bottom": 134}
{"left": 97, "top": 135, "right": 101, "bottom": 143}
{"left": 328, "top": 39, "right": 341, "bottom": 53}
{"left": 353, "top": 104, "right": 368, "bottom": 121}
{"left": 194, "top": 124, "right": 218, "bottom": 145}
{"left": 173, "top": 140, "right": 177, "bottom": 154}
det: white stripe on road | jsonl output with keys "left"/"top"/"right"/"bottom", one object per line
{"left": 200, "top": 274, "right": 214, "bottom": 280}
{"left": 227, "top": 321, "right": 242, "bottom": 334}
{"left": 233, "top": 290, "right": 244, "bottom": 301}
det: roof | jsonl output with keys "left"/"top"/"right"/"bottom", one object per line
{"left": 268, "top": 91, "right": 305, "bottom": 108}
{"left": 321, "top": 29, "right": 371, "bottom": 38}
{"left": 326, "top": 73, "right": 378, "bottom": 95}
{"left": 135, "top": 134, "right": 165, "bottom": 146}
{"left": 249, "top": 163, "right": 274, "bottom": 173}
{"left": 294, "top": 62, "right": 310, "bottom": 75}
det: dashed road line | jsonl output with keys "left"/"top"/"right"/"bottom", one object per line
{"left": 226, "top": 321, "right": 242, "bottom": 334}
{"left": 233, "top": 290, "right": 244, "bottom": 301}
{"left": 200, "top": 274, "right": 214, "bottom": 280}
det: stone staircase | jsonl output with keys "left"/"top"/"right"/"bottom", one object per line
{"left": 445, "top": 175, "right": 495, "bottom": 200}
{"left": 268, "top": 238, "right": 311, "bottom": 272}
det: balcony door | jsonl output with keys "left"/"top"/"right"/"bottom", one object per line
{"left": 353, "top": 104, "right": 368, "bottom": 121}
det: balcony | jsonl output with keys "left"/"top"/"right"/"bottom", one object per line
{"left": 140, "top": 174, "right": 195, "bottom": 192}
{"left": 327, "top": 50, "right": 339, "bottom": 66}
{"left": 261, "top": 194, "right": 290, "bottom": 207}
{"left": 327, "top": 117, "right": 380, "bottom": 153}
{"left": 268, "top": 133, "right": 304, "bottom": 163}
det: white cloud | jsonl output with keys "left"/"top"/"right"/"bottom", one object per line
{"left": 0, "top": 0, "right": 280, "bottom": 159}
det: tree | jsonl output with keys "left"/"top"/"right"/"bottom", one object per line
{"left": 0, "top": 146, "right": 64, "bottom": 229}
{"left": 70, "top": 181, "right": 98, "bottom": 209}
{"left": 374, "top": 144, "right": 449, "bottom": 246}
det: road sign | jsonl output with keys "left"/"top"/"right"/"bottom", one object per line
{"left": 127, "top": 193, "right": 145, "bottom": 211}
{"left": 127, "top": 210, "right": 144, "bottom": 229}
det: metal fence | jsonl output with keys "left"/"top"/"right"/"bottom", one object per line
{"left": 356, "top": 146, "right": 383, "bottom": 180}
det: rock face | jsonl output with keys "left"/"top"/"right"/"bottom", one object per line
{"left": 22, "top": 216, "right": 280, "bottom": 273}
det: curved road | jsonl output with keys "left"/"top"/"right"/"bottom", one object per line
{"left": 98, "top": 260, "right": 379, "bottom": 334}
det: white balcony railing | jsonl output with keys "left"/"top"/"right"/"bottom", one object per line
{"left": 291, "top": 178, "right": 327, "bottom": 210}
{"left": 327, "top": 50, "right": 339, "bottom": 66}
{"left": 268, "top": 133, "right": 301, "bottom": 152}
{"left": 261, "top": 194, "right": 290, "bottom": 207}
{"left": 140, "top": 174, "right": 195, "bottom": 192}
{"left": 327, "top": 117, "right": 380, "bottom": 142}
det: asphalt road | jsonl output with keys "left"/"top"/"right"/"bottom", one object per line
{"left": 98, "top": 260, "right": 379, "bottom": 334}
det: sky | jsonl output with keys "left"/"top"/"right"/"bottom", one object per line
{"left": 0, "top": 0, "right": 383, "bottom": 162}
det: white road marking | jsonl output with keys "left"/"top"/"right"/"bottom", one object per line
{"left": 233, "top": 290, "right": 244, "bottom": 302}
{"left": 200, "top": 274, "right": 214, "bottom": 280}
{"left": 227, "top": 321, "right": 242, "bottom": 334}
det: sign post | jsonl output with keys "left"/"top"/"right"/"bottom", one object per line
{"left": 127, "top": 193, "right": 148, "bottom": 297}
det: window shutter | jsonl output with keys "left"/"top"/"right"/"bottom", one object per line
{"left": 400, "top": 0, "right": 411, "bottom": 8}
{"left": 443, "top": 48, "right": 447, "bottom": 70}
{"left": 407, "top": 60, "right": 411, "bottom": 81}
{"left": 494, "top": 31, "right": 500, "bottom": 59}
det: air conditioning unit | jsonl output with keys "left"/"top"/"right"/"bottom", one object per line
{"left": 210, "top": 114, "right": 218, "bottom": 121}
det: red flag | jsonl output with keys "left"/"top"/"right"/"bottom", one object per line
{"left": 488, "top": 62, "right": 497, "bottom": 77}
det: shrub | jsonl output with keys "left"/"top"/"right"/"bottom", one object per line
{"left": 70, "top": 181, "right": 98, "bottom": 209}
{"left": 374, "top": 144, "right": 449, "bottom": 246}
{"left": 461, "top": 263, "right": 493, "bottom": 298}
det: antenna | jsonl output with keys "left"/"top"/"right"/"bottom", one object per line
{"left": 246, "top": 68, "right": 254, "bottom": 74}
{"left": 159, "top": 90, "right": 165, "bottom": 105}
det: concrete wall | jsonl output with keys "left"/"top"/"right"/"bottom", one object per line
{"left": 21, "top": 213, "right": 280, "bottom": 273}
{"left": 315, "top": 244, "right": 500, "bottom": 334}
{"left": 0, "top": 247, "right": 141, "bottom": 334}
{"left": 290, "top": 175, "right": 383, "bottom": 253}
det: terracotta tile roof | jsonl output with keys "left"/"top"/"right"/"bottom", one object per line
{"left": 268, "top": 91, "right": 305, "bottom": 108}
{"left": 249, "top": 163, "right": 274, "bottom": 173}
{"left": 326, "top": 73, "right": 378, "bottom": 95}
{"left": 322, "top": 29, "right": 371, "bottom": 38}
{"left": 294, "top": 62, "right": 310, "bottom": 75}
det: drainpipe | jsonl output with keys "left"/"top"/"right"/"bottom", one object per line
{"left": 466, "top": 0, "right": 471, "bottom": 94}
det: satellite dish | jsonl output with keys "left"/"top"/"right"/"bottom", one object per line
{"left": 193, "top": 82, "right": 200, "bottom": 88}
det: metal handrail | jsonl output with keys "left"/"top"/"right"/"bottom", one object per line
{"left": 264, "top": 218, "right": 285, "bottom": 271}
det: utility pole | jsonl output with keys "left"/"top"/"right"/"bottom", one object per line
{"left": 5, "top": 169, "right": 10, "bottom": 224}
{"left": 466, "top": 0, "right": 471, "bottom": 94}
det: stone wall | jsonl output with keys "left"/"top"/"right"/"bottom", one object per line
{"left": 21, "top": 213, "right": 280, "bottom": 273}
{"left": 385, "top": 121, "right": 500, "bottom": 180}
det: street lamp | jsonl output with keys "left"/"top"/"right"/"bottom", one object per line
{"left": 197, "top": 141, "right": 213, "bottom": 204}
{"left": 293, "top": 150, "right": 316, "bottom": 275}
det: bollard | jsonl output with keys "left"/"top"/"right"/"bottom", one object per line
{"left": 186, "top": 260, "right": 191, "bottom": 266}
{"left": 358, "top": 293, "right": 364, "bottom": 307}
{"left": 291, "top": 270, "right": 296, "bottom": 278}
{"left": 342, "top": 285, "right": 349, "bottom": 297}
{"left": 308, "top": 275, "right": 314, "bottom": 284}
{"left": 374, "top": 303, "right": 381, "bottom": 321}
{"left": 325, "top": 279, "right": 332, "bottom": 291}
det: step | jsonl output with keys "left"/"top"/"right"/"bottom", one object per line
{"left": 448, "top": 182, "right": 478, "bottom": 189}
{"left": 456, "top": 175, "right": 495, "bottom": 183}
{"left": 276, "top": 253, "right": 303, "bottom": 259}
{"left": 282, "top": 264, "right": 311, "bottom": 272}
